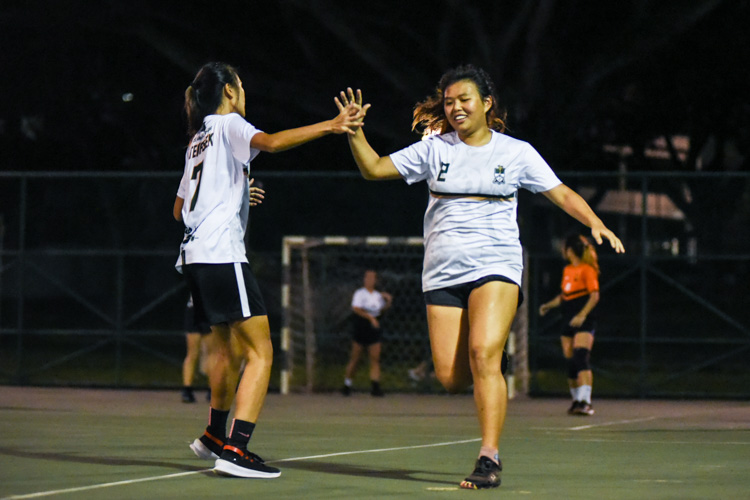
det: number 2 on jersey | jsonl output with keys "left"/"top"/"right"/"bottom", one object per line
{"left": 189, "top": 161, "right": 203, "bottom": 211}
{"left": 437, "top": 162, "right": 450, "bottom": 182}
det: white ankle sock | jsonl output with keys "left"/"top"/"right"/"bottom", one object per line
{"left": 579, "top": 385, "right": 592, "bottom": 404}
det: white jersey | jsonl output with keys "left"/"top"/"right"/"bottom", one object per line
{"left": 175, "top": 113, "right": 262, "bottom": 272}
{"left": 351, "top": 288, "right": 388, "bottom": 318}
{"left": 390, "top": 130, "right": 561, "bottom": 291}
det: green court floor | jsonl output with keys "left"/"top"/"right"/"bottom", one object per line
{"left": 1, "top": 387, "right": 748, "bottom": 499}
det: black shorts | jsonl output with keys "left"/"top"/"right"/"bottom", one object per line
{"left": 351, "top": 316, "right": 382, "bottom": 346}
{"left": 560, "top": 296, "right": 595, "bottom": 337}
{"left": 423, "top": 275, "right": 523, "bottom": 309}
{"left": 561, "top": 317, "right": 596, "bottom": 338}
{"left": 184, "top": 303, "right": 211, "bottom": 334}
{"left": 183, "top": 262, "right": 267, "bottom": 329}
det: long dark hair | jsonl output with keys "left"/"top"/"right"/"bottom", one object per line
{"left": 564, "top": 233, "right": 600, "bottom": 275}
{"left": 412, "top": 64, "right": 507, "bottom": 135}
{"left": 184, "top": 62, "right": 240, "bottom": 136}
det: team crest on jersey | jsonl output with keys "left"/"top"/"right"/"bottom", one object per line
{"left": 494, "top": 165, "right": 506, "bottom": 184}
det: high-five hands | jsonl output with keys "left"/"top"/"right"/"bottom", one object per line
{"left": 335, "top": 88, "right": 371, "bottom": 134}
{"left": 330, "top": 87, "right": 370, "bottom": 135}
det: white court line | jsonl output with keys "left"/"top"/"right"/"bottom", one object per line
{"left": 1, "top": 438, "right": 481, "bottom": 500}
{"left": 270, "top": 437, "right": 480, "bottom": 463}
{"left": 1, "top": 470, "right": 209, "bottom": 500}
{"left": 566, "top": 416, "right": 658, "bottom": 431}
{"left": 530, "top": 416, "right": 660, "bottom": 432}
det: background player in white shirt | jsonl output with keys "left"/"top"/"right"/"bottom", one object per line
{"left": 341, "top": 269, "right": 393, "bottom": 397}
{"left": 173, "top": 62, "right": 365, "bottom": 479}
{"left": 336, "top": 65, "right": 624, "bottom": 489}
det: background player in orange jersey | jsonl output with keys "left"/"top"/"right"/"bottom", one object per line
{"left": 539, "top": 234, "right": 601, "bottom": 416}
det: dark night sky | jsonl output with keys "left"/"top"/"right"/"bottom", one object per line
{"left": 2, "top": 0, "right": 749, "bottom": 254}
{"left": 3, "top": 0, "right": 748, "bottom": 175}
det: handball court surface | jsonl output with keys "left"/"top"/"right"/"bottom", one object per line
{"left": 0, "top": 387, "right": 747, "bottom": 499}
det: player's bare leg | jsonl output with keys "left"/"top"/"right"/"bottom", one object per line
{"left": 231, "top": 316, "right": 273, "bottom": 423}
{"left": 466, "top": 282, "right": 516, "bottom": 461}
{"left": 213, "top": 315, "right": 280, "bottom": 479}
{"left": 368, "top": 342, "right": 383, "bottom": 396}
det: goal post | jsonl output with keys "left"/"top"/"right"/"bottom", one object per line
{"left": 280, "top": 235, "right": 529, "bottom": 395}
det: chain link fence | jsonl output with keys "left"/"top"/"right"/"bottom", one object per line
{"left": 1, "top": 170, "right": 749, "bottom": 397}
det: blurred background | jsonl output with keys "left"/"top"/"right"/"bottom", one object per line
{"left": 1, "top": 0, "right": 748, "bottom": 397}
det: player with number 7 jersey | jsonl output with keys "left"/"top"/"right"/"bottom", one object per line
{"left": 172, "top": 62, "right": 366, "bottom": 480}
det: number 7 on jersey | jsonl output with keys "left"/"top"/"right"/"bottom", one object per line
{"left": 189, "top": 161, "right": 204, "bottom": 211}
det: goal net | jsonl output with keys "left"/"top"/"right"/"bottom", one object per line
{"left": 280, "top": 235, "right": 529, "bottom": 395}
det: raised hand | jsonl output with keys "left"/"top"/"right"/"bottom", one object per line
{"left": 334, "top": 88, "right": 371, "bottom": 134}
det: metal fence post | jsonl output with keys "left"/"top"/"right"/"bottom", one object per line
{"left": 115, "top": 253, "right": 125, "bottom": 386}
{"left": 14, "top": 176, "right": 27, "bottom": 384}
{"left": 639, "top": 174, "right": 649, "bottom": 397}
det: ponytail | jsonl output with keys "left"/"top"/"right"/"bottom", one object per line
{"left": 580, "top": 236, "right": 600, "bottom": 275}
{"left": 184, "top": 85, "right": 200, "bottom": 136}
{"left": 564, "top": 233, "right": 600, "bottom": 275}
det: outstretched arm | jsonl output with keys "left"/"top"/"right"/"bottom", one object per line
{"left": 250, "top": 101, "right": 366, "bottom": 153}
{"left": 542, "top": 184, "right": 625, "bottom": 253}
{"left": 336, "top": 88, "right": 401, "bottom": 180}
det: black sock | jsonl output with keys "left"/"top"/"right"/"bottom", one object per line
{"left": 226, "top": 418, "right": 256, "bottom": 449}
{"left": 207, "top": 408, "right": 230, "bottom": 440}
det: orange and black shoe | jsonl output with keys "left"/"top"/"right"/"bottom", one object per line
{"left": 189, "top": 430, "right": 225, "bottom": 460}
{"left": 460, "top": 456, "right": 502, "bottom": 489}
{"left": 214, "top": 445, "right": 281, "bottom": 479}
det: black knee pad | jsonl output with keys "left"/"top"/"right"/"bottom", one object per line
{"left": 572, "top": 348, "right": 591, "bottom": 373}
{"left": 566, "top": 357, "right": 578, "bottom": 379}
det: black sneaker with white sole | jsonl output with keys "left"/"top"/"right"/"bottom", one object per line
{"left": 189, "top": 430, "right": 225, "bottom": 460}
{"left": 460, "top": 456, "right": 502, "bottom": 489}
{"left": 575, "top": 402, "right": 595, "bottom": 416}
{"left": 214, "top": 446, "right": 281, "bottom": 478}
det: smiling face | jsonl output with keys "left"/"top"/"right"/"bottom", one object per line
{"left": 443, "top": 79, "right": 492, "bottom": 142}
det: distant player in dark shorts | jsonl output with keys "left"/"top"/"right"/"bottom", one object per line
{"left": 540, "top": 233, "right": 601, "bottom": 416}
{"left": 341, "top": 269, "right": 392, "bottom": 397}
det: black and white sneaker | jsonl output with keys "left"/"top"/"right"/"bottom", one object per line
{"left": 567, "top": 400, "right": 582, "bottom": 415}
{"left": 575, "top": 402, "right": 595, "bottom": 416}
{"left": 214, "top": 446, "right": 281, "bottom": 478}
{"left": 189, "top": 430, "right": 225, "bottom": 460}
{"left": 460, "top": 456, "right": 502, "bottom": 489}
